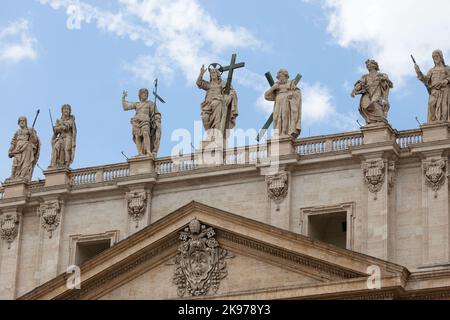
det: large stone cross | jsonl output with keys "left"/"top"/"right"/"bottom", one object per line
{"left": 219, "top": 53, "right": 245, "bottom": 136}
{"left": 256, "top": 72, "right": 302, "bottom": 142}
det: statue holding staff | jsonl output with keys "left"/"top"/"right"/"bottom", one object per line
{"left": 413, "top": 50, "right": 450, "bottom": 123}
{"left": 7, "top": 115, "right": 41, "bottom": 181}
{"left": 50, "top": 104, "right": 77, "bottom": 168}
{"left": 122, "top": 88, "right": 161, "bottom": 158}
{"left": 352, "top": 59, "right": 393, "bottom": 125}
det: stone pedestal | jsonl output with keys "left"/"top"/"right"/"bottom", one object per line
{"left": 0, "top": 207, "right": 22, "bottom": 299}
{"left": 361, "top": 123, "right": 396, "bottom": 145}
{"left": 128, "top": 156, "right": 155, "bottom": 176}
{"left": 268, "top": 135, "right": 296, "bottom": 158}
{"left": 197, "top": 139, "right": 225, "bottom": 166}
{"left": 44, "top": 167, "right": 71, "bottom": 187}
{"left": 421, "top": 122, "right": 450, "bottom": 143}
{"left": 3, "top": 179, "right": 28, "bottom": 198}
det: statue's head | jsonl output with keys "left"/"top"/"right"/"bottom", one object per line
{"left": 276, "top": 69, "right": 290, "bottom": 84}
{"left": 209, "top": 68, "right": 221, "bottom": 82}
{"left": 365, "top": 59, "right": 380, "bottom": 72}
{"left": 432, "top": 50, "right": 445, "bottom": 66}
{"left": 61, "top": 104, "right": 71, "bottom": 117}
{"left": 17, "top": 116, "right": 28, "bottom": 129}
{"left": 139, "top": 88, "right": 149, "bottom": 102}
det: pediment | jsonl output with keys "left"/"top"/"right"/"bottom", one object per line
{"left": 20, "top": 201, "right": 408, "bottom": 300}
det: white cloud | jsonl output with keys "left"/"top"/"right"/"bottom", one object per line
{"left": 302, "top": 82, "right": 357, "bottom": 131}
{"left": 39, "top": 0, "right": 260, "bottom": 83}
{"left": 314, "top": 0, "right": 450, "bottom": 85}
{"left": 0, "top": 18, "right": 38, "bottom": 64}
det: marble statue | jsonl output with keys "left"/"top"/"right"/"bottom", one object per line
{"left": 196, "top": 64, "right": 238, "bottom": 140}
{"left": 264, "top": 69, "right": 302, "bottom": 138}
{"left": 122, "top": 88, "right": 161, "bottom": 158}
{"left": 352, "top": 60, "right": 393, "bottom": 125}
{"left": 50, "top": 104, "right": 77, "bottom": 168}
{"left": 7, "top": 116, "right": 41, "bottom": 181}
{"left": 414, "top": 50, "right": 450, "bottom": 123}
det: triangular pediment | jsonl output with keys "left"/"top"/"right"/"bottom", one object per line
{"left": 20, "top": 201, "right": 408, "bottom": 300}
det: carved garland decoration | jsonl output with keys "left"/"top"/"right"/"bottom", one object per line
{"left": 126, "top": 191, "right": 147, "bottom": 228}
{"left": 0, "top": 213, "right": 19, "bottom": 249}
{"left": 173, "top": 219, "right": 234, "bottom": 297}
{"left": 362, "top": 159, "right": 385, "bottom": 200}
{"left": 266, "top": 171, "right": 289, "bottom": 204}
{"left": 38, "top": 200, "right": 61, "bottom": 239}
{"left": 423, "top": 158, "right": 447, "bottom": 198}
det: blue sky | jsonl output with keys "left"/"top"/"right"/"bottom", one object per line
{"left": 1, "top": 0, "right": 449, "bottom": 182}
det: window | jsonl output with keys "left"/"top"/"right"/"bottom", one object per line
{"left": 308, "top": 211, "right": 347, "bottom": 249}
{"left": 69, "top": 230, "right": 120, "bottom": 266}
{"left": 75, "top": 239, "right": 112, "bottom": 266}
{"left": 300, "top": 203, "right": 355, "bottom": 250}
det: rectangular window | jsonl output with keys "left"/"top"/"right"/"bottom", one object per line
{"left": 308, "top": 211, "right": 347, "bottom": 249}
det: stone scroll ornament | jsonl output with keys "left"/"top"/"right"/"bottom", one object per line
{"left": 362, "top": 160, "right": 385, "bottom": 200}
{"left": 0, "top": 214, "right": 19, "bottom": 249}
{"left": 173, "top": 219, "right": 234, "bottom": 297}
{"left": 38, "top": 201, "right": 61, "bottom": 239}
{"left": 423, "top": 159, "right": 447, "bottom": 198}
{"left": 266, "top": 171, "right": 289, "bottom": 210}
{"left": 126, "top": 192, "right": 147, "bottom": 228}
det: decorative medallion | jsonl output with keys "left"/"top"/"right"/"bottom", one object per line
{"left": 173, "top": 219, "right": 233, "bottom": 297}
{"left": 126, "top": 191, "right": 147, "bottom": 228}
{"left": 266, "top": 171, "right": 289, "bottom": 203}
{"left": 0, "top": 213, "right": 19, "bottom": 249}
{"left": 362, "top": 159, "right": 385, "bottom": 199}
{"left": 38, "top": 200, "right": 61, "bottom": 239}
{"left": 423, "top": 158, "right": 447, "bottom": 198}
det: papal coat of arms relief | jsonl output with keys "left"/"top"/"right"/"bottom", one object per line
{"left": 423, "top": 158, "right": 447, "bottom": 197}
{"left": 172, "top": 219, "right": 234, "bottom": 297}
{"left": 0, "top": 213, "right": 19, "bottom": 249}
{"left": 266, "top": 171, "right": 289, "bottom": 204}
{"left": 126, "top": 191, "right": 147, "bottom": 228}
{"left": 38, "top": 200, "right": 61, "bottom": 238}
{"left": 362, "top": 159, "right": 385, "bottom": 199}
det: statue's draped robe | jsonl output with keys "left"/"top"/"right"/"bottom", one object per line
{"left": 354, "top": 73, "right": 393, "bottom": 124}
{"left": 51, "top": 115, "right": 77, "bottom": 167}
{"left": 197, "top": 79, "right": 238, "bottom": 133}
{"left": 265, "top": 80, "right": 302, "bottom": 138}
{"left": 420, "top": 66, "right": 450, "bottom": 123}
{"left": 123, "top": 100, "right": 161, "bottom": 155}
{"left": 8, "top": 128, "right": 40, "bottom": 180}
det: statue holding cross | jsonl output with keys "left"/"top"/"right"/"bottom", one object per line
{"left": 196, "top": 54, "right": 245, "bottom": 141}
{"left": 259, "top": 69, "right": 302, "bottom": 141}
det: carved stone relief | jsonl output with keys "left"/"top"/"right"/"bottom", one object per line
{"left": 266, "top": 171, "right": 289, "bottom": 204}
{"left": 0, "top": 213, "right": 20, "bottom": 249}
{"left": 423, "top": 158, "right": 447, "bottom": 197}
{"left": 38, "top": 200, "right": 61, "bottom": 238}
{"left": 362, "top": 159, "right": 385, "bottom": 200}
{"left": 126, "top": 191, "right": 147, "bottom": 228}
{"left": 173, "top": 219, "right": 233, "bottom": 297}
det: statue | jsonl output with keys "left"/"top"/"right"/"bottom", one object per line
{"left": 122, "top": 88, "right": 161, "bottom": 158}
{"left": 50, "top": 104, "right": 77, "bottom": 168}
{"left": 264, "top": 69, "right": 302, "bottom": 138}
{"left": 7, "top": 116, "right": 41, "bottom": 182}
{"left": 414, "top": 50, "right": 450, "bottom": 123}
{"left": 196, "top": 64, "right": 238, "bottom": 141}
{"left": 352, "top": 60, "right": 393, "bottom": 125}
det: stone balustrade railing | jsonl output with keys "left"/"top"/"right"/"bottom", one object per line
{"left": 296, "top": 131, "right": 364, "bottom": 155}
{"left": 396, "top": 129, "right": 423, "bottom": 149}
{"left": 0, "top": 129, "right": 425, "bottom": 191}
{"left": 70, "top": 163, "right": 130, "bottom": 186}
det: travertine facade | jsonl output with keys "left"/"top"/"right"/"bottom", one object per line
{"left": 3, "top": 122, "right": 450, "bottom": 299}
